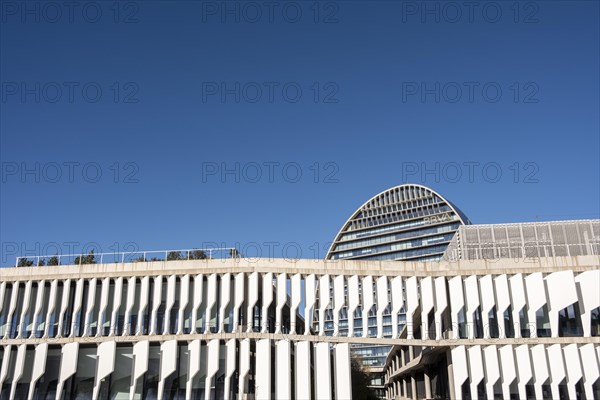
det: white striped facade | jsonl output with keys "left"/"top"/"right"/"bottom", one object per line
{"left": 0, "top": 255, "right": 598, "bottom": 399}
{"left": 385, "top": 342, "right": 600, "bottom": 400}
{"left": 0, "top": 338, "right": 353, "bottom": 400}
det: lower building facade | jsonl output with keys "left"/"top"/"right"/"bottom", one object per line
{"left": 0, "top": 221, "right": 598, "bottom": 400}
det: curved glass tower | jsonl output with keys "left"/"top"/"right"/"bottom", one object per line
{"left": 323, "top": 184, "right": 470, "bottom": 398}
{"left": 326, "top": 184, "right": 470, "bottom": 262}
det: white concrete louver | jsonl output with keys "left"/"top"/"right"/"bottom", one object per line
{"left": 575, "top": 270, "right": 600, "bottom": 337}
{"left": 448, "top": 276, "right": 465, "bottom": 341}
{"left": 405, "top": 276, "right": 419, "bottom": 340}
{"left": 276, "top": 340, "right": 291, "bottom": 400}
{"left": 494, "top": 274, "right": 511, "bottom": 339}
{"left": 376, "top": 276, "right": 389, "bottom": 339}
{"left": 56, "top": 279, "right": 71, "bottom": 338}
{"left": 218, "top": 273, "right": 231, "bottom": 334}
{"left": 580, "top": 343, "right": 600, "bottom": 398}
{"left": 247, "top": 272, "right": 258, "bottom": 333}
{"left": 0, "top": 344, "right": 595, "bottom": 400}
{"left": 164, "top": 274, "right": 177, "bottom": 335}
{"left": 238, "top": 338, "right": 251, "bottom": 397}
{"left": 1, "top": 270, "right": 598, "bottom": 342}
{"left": 290, "top": 273, "right": 302, "bottom": 334}
{"left": 0, "top": 266, "right": 598, "bottom": 400}
{"left": 70, "top": 279, "right": 84, "bottom": 338}
{"left": 130, "top": 340, "right": 149, "bottom": 399}
{"left": 546, "top": 270, "right": 578, "bottom": 338}
{"left": 192, "top": 274, "right": 203, "bottom": 334}
{"left": 390, "top": 276, "right": 403, "bottom": 339}
{"left": 464, "top": 276, "right": 480, "bottom": 341}
{"left": 530, "top": 344, "right": 550, "bottom": 399}
{"left": 304, "top": 274, "right": 316, "bottom": 336}
{"left": 205, "top": 274, "right": 217, "bottom": 334}
{"left": 9, "top": 344, "right": 26, "bottom": 400}
{"left": 93, "top": 341, "right": 116, "bottom": 400}
{"left": 483, "top": 345, "right": 500, "bottom": 400}
{"left": 524, "top": 272, "right": 546, "bottom": 338}
{"left": 548, "top": 343, "right": 567, "bottom": 399}
{"left": 318, "top": 274, "right": 330, "bottom": 336}
{"left": 256, "top": 338, "right": 272, "bottom": 400}
{"left": 261, "top": 272, "right": 274, "bottom": 333}
{"left": 515, "top": 344, "right": 533, "bottom": 400}
{"left": 509, "top": 274, "right": 526, "bottom": 339}
{"left": 420, "top": 277, "right": 434, "bottom": 340}
{"left": 109, "top": 277, "right": 123, "bottom": 337}
{"left": 433, "top": 276, "right": 447, "bottom": 341}
{"left": 479, "top": 275, "right": 495, "bottom": 340}
{"left": 361, "top": 275, "right": 374, "bottom": 338}
{"left": 29, "top": 342, "right": 48, "bottom": 399}
{"left": 275, "top": 273, "right": 287, "bottom": 334}
{"left": 177, "top": 274, "right": 190, "bottom": 335}
{"left": 136, "top": 276, "right": 149, "bottom": 335}
{"left": 56, "top": 342, "right": 78, "bottom": 399}
{"left": 446, "top": 343, "right": 600, "bottom": 400}
{"left": 31, "top": 280, "right": 45, "bottom": 339}
{"left": 232, "top": 272, "right": 245, "bottom": 333}
{"left": 333, "top": 274, "right": 345, "bottom": 337}
{"left": 467, "top": 345, "right": 484, "bottom": 399}
{"left": 83, "top": 278, "right": 97, "bottom": 338}
{"left": 187, "top": 339, "right": 202, "bottom": 399}
{"left": 97, "top": 277, "right": 110, "bottom": 337}
{"left": 224, "top": 338, "right": 237, "bottom": 400}
{"left": 205, "top": 339, "right": 220, "bottom": 400}
{"left": 158, "top": 340, "right": 177, "bottom": 400}
{"left": 315, "top": 341, "right": 332, "bottom": 400}
{"left": 1, "top": 272, "right": 597, "bottom": 342}
{"left": 17, "top": 281, "right": 32, "bottom": 339}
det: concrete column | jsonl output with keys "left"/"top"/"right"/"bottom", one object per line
{"left": 401, "top": 348, "right": 406, "bottom": 367}
{"left": 447, "top": 349, "right": 456, "bottom": 400}
{"left": 424, "top": 368, "right": 432, "bottom": 399}
{"left": 402, "top": 378, "right": 408, "bottom": 399}
{"left": 411, "top": 375, "right": 417, "bottom": 400}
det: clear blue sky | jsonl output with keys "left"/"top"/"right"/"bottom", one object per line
{"left": 1, "top": 1, "right": 599, "bottom": 265}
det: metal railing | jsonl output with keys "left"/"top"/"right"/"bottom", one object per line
{"left": 15, "top": 247, "right": 239, "bottom": 267}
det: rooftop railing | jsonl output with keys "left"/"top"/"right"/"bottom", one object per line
{"left": 442, "top": 240, "right": 600, "bottom": 261}
{"left": 15, "top": 247, "right": 239, "bottom": 268}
